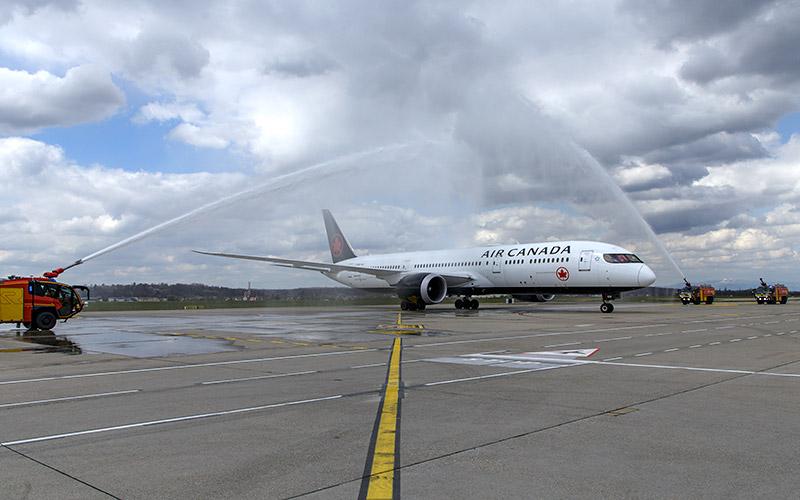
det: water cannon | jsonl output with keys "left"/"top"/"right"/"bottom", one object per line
{"left": 43, "top": 259, "right": 84, "bottom": 279}
{"left": 760, "top": 278, "right": 768, "bottom": 288}
{"left": 683, "top": 278, "right": 692, "bottom": 289}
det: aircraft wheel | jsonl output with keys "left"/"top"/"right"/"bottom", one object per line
{"left": 470, "top": 299, "right": 479, "bottom": 310}
{"left": 34, "top": 311, "right": 57, "bottom": 330}
{"left": 600, "top": 303, "right": 614, "bottom": 313}
{"left": 455, "top": 299, "right": 464, "bottom": 309}
{"left": 417, "top": 302, "right": 426, "bottom": 311}
{"left": 400, "top": 301, "right": 409, "bottom": 311}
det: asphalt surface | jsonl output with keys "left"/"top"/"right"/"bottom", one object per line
{"left": 1, "top": 300, "right": 799, "bottom": 499}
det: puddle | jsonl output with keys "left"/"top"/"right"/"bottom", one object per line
{"left": 15, "top": 331, "right": 82, "bottom": 354}
{"left": 0, "top": 309, "right": 406, "bottom": 357}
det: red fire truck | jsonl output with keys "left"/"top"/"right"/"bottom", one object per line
{"left": 0, "top": 276, "right": 89, "bottom": 330}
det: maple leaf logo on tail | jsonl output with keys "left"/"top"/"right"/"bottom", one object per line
{"left": 331, "top": 234, "right": 344, "bottom": 257}
{"left": 322, "top": 209, "right": 357, "bottom": 263}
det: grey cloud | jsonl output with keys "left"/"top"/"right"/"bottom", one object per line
{"left": 645, "top": 199, "right": 744, "bottom": 233}
{"left": 679, "top": 2, "right": 800, "bottom": 84}
{"left": 266, "top": 53, "right": 338, "bottom": 78}
{"left": 643, "top": 132, "right": 768, "bottom": 170}
{"left": 621, "top": 0, "right": 774, "bottom": 45}
{"left": 0, "top": 65, "right": 124, "bottom": 134}
{"left": 126, "top": 29, "right": 210, "bottom": 79}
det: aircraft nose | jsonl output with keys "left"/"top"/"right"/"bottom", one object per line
{"left": 638, "top": 265, "right": 656, "bottom": 287}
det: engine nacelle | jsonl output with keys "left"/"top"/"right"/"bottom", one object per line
{"left": 512, "top": 294, "right": 556, "bottom": 303}
{"left": 397, "top": 273, "right": 448, "bottom": 304}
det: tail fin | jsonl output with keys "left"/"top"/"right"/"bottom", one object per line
{"left": 322, "top": 209, "right": 357, "bottom": 263}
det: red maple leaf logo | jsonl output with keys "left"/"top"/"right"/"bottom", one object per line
{"left": 331, "top": 235, "right": 344, "bottom": 257}
{"left": 556, "top": 267, "right": 569, "bottom": 281}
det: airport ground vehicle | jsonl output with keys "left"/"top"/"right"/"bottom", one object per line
{"left": 679, "top": 281, "right": 715, "bottom": 305}
{"left": 753, "top": 279, "right": 789, "bottom": 304}
{"left": 0, "top": 276, "right": 89, "bottom": 330}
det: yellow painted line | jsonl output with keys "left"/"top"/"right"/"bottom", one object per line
{"left": 362, "top": 338, "right": 402, "bottom": 500}
{"left": 0, "top": 348, "right": 28, "bottom": 353}
{"left": 369, "top": 329, "right": 422, "bottom": 336}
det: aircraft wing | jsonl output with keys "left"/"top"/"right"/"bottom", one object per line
{"left": 193, "top": 250, "right": 475, "bottom": 286}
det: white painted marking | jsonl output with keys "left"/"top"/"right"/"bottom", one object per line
{"left": 730, "top": 339, "right": 742, "bottom": 342}
{"left": 351, "top": 362, "right": 386, "bottom": 369}
{"left": 603, "top": 357, "right": 623, "bottom": 361}
{"left": 709, "top": 342, "right": 721, "bottom": 346}
{"left": 645, "top": 332, "right": 673, "bottom": 337}
{"left": 544, "top": 342, "right": 580, "bottom": 348}
{"left": 201, "top": 370, "right": 316, "bottom": 385}
{"left": 0, "top": 390, "right": 140, "bottom": 409}
{"left": 764, "top": 321, "right": 779, "bottom": 324}
{"left": 0, "top": 349, "right": 377, "bottom": 386}
{"left": 351, "top": 359, "right": 422, "bottom": 369}
{"left": 591, "top": 360, "right": 800, "bottom": 379}
{"left": 424, "top": 369, "right": 542, "bottom": 386}
{"left": 747, "top": 336, "right": 758, "bottom": 340}
{"left": 664, "top": 348, "right": 679, "bottom": 352}
{"left": 574, "top": 324, "right": 594, "bottom": 327}
{"left": 634, "top": 352, "right": 652, "bottom": 357}
{"left": 682, "top": 329, "right": 708, "bottom": 333}
{"left": 777, "top": 332, "right": 786, "bottom": 335}
{"left": 716, "top": 326, "right": 735, "bottom": 330}
{"left": 764, "top": 334, "right": 772, "bottom": 337}
{"left": 595, "top": 336, "right": 632, "bottom": 342}
{"left": 791, "top": 330, "right": 798, "bottom": 334}
{"left": 689, "top": 345, "right": 702, "bottom": 348}
{"left": 1, "top": 395, "right": 343, "bottom": 446}
{"left": 410, "top": 324, "right": 668, "bottom": 349}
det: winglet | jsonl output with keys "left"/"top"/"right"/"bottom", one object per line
{"left": 322, "top": 209, "right": 357, "bottom": 263}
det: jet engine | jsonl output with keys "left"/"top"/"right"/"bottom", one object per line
{"left": 512, "top": 294, "right": 556, "bottom": 303}
{"left": 397, "top": 273, "right": 448, "bottom": 304}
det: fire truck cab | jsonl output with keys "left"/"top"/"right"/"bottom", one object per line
{"left": 0, "top": 276, "right": 88, "bottom": 330}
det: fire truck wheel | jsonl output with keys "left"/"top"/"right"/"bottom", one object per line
{"left": 22, "top": 322, "right": 31, "bottom": 330}
{"left": 34, "top": 311, "right": 57, "bottom": 330}
{"left": 781, "top": 297, "right": 788, "bottom": 304}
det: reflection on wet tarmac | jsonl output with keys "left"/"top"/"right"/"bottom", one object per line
{"left": 17, "top": 330, "right": 82, "bottom": 354}
{"left": 0, "top": 309, "right": 446, "bottom": 357}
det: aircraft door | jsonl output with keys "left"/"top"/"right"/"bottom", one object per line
{"left": 579, "top": 250, "right": 593, "bottom": 271}
{"left": 492, "top": 258, "right": 502, "bottom": 274}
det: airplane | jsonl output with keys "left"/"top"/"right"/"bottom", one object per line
{"left": 195, "top": 209, "right": 657, "bottom": 313}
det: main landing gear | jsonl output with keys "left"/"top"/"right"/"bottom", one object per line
{"left": 600, "top": 292, "right": 618, "bottom": 313}
{"left": 401, "top": 300, "right": 425, "bottom": 311}
{"left": 455, "top": 297, "right": 479, "bottom": 310}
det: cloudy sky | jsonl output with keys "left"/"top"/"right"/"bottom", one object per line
{"left": 0, "top": 0, "right": 798, "bottom": 289}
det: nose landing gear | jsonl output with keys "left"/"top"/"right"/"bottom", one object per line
{"left": 600, "top": 292, "right": 619, "bottom": 313}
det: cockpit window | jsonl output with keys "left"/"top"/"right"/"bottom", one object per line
{"left": 603, "top": 253, "right": 642, "bottom": 264}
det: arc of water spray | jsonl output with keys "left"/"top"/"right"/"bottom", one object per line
{"left": 48, "top": 143, "right": 421, "bottom": 277}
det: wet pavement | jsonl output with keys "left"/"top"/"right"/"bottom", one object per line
{"left": 1, "top": 301, "right": 799, "bottom": 499}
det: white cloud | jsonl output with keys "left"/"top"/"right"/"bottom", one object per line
{"left": 0, "top": 65, "right": 124, "bottom": 133}
{"left": 167, "top": 123, "right": 229, "bottom": 149}
{"left": 0, "top": 1, "right": 798, "bottom": 288}
{"left": 614, "top": 162, "right": 672, "bottom": 189}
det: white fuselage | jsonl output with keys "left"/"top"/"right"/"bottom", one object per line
{"left": 323, "top": 240, "right": 656, "bottom": 295}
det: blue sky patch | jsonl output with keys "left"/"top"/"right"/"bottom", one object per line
{"left": 776, "top": 112, "right": 800, "bottom": 143}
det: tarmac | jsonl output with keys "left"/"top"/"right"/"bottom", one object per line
{"left": 1, "top": 300, "right": 799, "bottom": 499}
